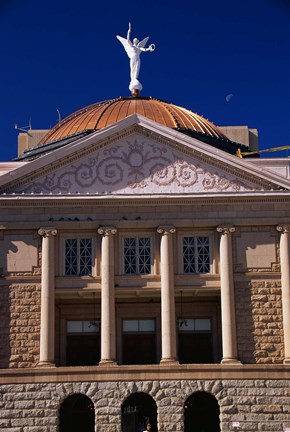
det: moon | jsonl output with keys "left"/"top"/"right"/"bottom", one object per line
{"left": 226, "top": 94, "right": 234, "bottom": 103}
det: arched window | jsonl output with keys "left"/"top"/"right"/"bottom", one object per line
{"left": 184, "top": 391, "right": 220, "bottom": 432}
{"left": 122, "top": 392, "right": 158, "bottom": 432}
{"left": 59, "top": 394, "right": 95, "bottom": 432}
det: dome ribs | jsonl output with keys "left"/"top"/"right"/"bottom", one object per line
{"left": 39, "top": 97, "right": 228, "bottom": 146}
{"left": 73, "top": 105, "right": 105, "bottom": 131}
{"left": 162, "top": 103, "right": 190, "bottom": 129}
{"left": 38, "top": 100, "right": 111, "bottom": 145}
{"left": 118, "top": 99, "right": 134, "bottom": 121}
{"left": 95, "top": 99, "right": 126, "bottom": 129}
{"left": 151, "top": 99, "right": 176, "bottom": 128}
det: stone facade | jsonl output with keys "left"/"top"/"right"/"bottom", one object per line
{"left": 1, "top": 372, "right": 290, "bottom": 432}
{"left": 235, "top": 280, "right": 284, "bottom": 364}
{"left": 1, "top": 114, "right": 290, "bottom": 431}
{"left": 0, "top": 283, "right": 40, "bottom": 369}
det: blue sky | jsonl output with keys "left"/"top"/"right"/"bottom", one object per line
{"left": 0, "top": 0, "right": 289, "bottom": 161}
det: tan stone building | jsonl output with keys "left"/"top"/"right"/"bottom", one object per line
{"left": 0, "top": 97, "right": 290, "bottom": 432}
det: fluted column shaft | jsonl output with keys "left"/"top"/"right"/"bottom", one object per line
{"left": 98, "top": 227, "right": 117, "bottom": 365}
{"left": 277, "top": 225, "right": 290, "bottom": 363}
{"left": 157, "top": 226, "right": 178, "bottom": 364}
{"left": 38, "top": 227, "right": 57, "bottom": 367}
{"left": 217, "top": 226, "right": 240, "bottom": 364}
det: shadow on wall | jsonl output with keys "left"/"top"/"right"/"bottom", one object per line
{"left": 0, "top": 234, "right": 41, "bottom": 368}
{"left": 0, "top": 285, "right": 11, "bottom": 368}
{"left": 234, "top": 228, "right": 282, "bottom": 363}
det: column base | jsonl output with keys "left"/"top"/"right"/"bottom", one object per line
{"left": 37, "top": 361, "right": 56, "bottom": 368}
{"left": 99, "top": 359, "right": 117, "bottom": 367}
{"left": 160, "top": 358, "right": 179, "bottom": 365}
{"left": 221, "top": 358, "right": 242, "bottom": 364}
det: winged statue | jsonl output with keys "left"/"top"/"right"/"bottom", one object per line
{"left": 117, "top": 23, "right": 155, "bottom": 96}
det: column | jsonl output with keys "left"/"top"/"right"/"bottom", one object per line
{"left": 157, "top": 226, "right": 178, "bottom": 364}
{"left": 98, "top": 227, "right": 117, "bottom": 365}
{"left": 276, "top": 225, "right": 290, "bottom": 364}
{"left": 37, "top": 227, "right": 57, "bottom": 367}
{"left": 217, "top": 225, "right": 240, "bottom": 364}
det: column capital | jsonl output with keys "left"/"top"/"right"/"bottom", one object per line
{"left": 217, "top": 225, "right": 235, "bottom": 235}
{"left": 98, "top": 226, "right": 117, "bottom": 236}
{"left": 38, "top": 227, "right": 57, "bottom": 237}
{"left": 277, "top": 224, "right": 290, "bottom": 234}
{"left": 157, "top": 226, "right": 176, "bottom": 235}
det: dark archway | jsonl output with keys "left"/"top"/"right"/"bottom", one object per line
{"left": 122, "top": 392, "right": 158, "bottom": 432}
{"left": 59, "top": 394, "right": 95, "bottom": 432}
{"left": 184, "top": 391, "right": 220, "bottom": 432}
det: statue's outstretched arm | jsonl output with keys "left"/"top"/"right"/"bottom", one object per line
{"left": 127, "top": 22, "right": 131, "bottom": 41}
{"left": 140, "top": 44, "right": 156, "bottom": 52}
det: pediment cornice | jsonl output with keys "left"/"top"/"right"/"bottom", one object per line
{"left": 0, "top": 115, "right": 289, "bottom": 194}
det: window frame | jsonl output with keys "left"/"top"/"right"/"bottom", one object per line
{"left": 119, "top": 233, "right": 154, "bottom": 276}
{"left": 178, "top": 232, "right": 213, "bottom": 275}
{"left": 60, "top": 233, "right": 96, "bottom": 277}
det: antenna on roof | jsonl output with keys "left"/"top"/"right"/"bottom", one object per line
{"left": 57, "top": 109, "right": 61, "bottom": 125}
{"left": 15, "top": 118, "right": 32, "bottom": 136}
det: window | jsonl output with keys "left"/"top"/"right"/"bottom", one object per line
{"left": 67, "top": 320, "right": 99, "bottom": 334}
{"left": 66, "top": 320, "right": 100, "bottom": 366}
{"left": 122, "top": 319, "right": 156, "bottom": 364}
{"left": 178, "top": 318, "right": 213, "bottom": 364}
{"left": 65, "top": 238, "right": 92, "bottom": 276}
{"left": 124, "top": 237, "right": 151, "bottom": 275}
{"left": 183, "top": 236, "right": 210, "bottom": 274}
{"left": 178, "top": 318, "right": 211, "bottom": 332}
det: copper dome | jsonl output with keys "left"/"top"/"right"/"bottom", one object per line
{"left": 39, "top": 97, "right": 228, "bottom": 145}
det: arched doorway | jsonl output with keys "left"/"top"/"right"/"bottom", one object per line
{"left": 184, "top": 391, "right": 220, "bottom": 432}
{"left": 59, "top": 394, "right": 95, "bottom": 432}
{"left": 122, "top": 392, "right": 158, "bottom": 432}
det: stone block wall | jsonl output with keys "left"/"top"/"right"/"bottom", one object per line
{"left": 0, "top": 377, "right": 290, "bottom": 432}
{"left": 0, "top": 284, "right": 40, "bottom": 368}
{"left": 235, "top": 280, "right": 284, "bottom": 364}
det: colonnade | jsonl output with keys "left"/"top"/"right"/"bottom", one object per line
{"left": 37, "top": 224, "right": 290, "bottom": 367}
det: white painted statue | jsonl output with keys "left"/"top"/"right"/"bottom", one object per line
{"left": 117, "top": 22, "right": 155, "bottom": 95}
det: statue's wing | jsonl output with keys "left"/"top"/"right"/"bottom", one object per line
{"left": 137, "top": 37, "right": 149, "bottom": 48}
{"left": 116, "top": 35, "right": 131, "bottom": 56}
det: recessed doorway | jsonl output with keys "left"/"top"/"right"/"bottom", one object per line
{"left": 122, "top": 392, "right": 158, "bottom": 432}
{"left": 59, "top": 394, "right": 95, "bottom": 432}
{"left": 184, "top": 391, "right": 220, "bottom": 432}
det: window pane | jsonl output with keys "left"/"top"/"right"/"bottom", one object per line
{"left": 65, "top": 239, "right": 78, "bottom": 275}
{"left": 183, "top": 237, "right": 196, "bottom": 273}
{"left": 178, "top": 319, "right": 195, "bottom": 332}
{"left": 83, "top": 320, "right": 100, "bottom": 333}
{"left": 197, "top": 237, "right": 210, "bottom": 273}
{"left": 79, "top": 238, "right": 92, "bottom": 275}
{"left": 183, "top": 236, "right": 210, "bottom": 274}
{"left": 195, "top": 319, "right": 211, "bottom": 331}
{"left": 138, "top": 238, "right": 151, "bottom": 274}
{"left": 124, "top": 238, "right": 137, "bottom": 274}
{"left": 67, "top": 321, "right": 82, "bottom": 333}
{"left": 139, "top": 319, "right": 155, "bottom": 332}
{"left": 124, "top": 237, "right": 151, "bottom": 275}
{"left": 123, "top": 320, "right": 139, "bottom": 332}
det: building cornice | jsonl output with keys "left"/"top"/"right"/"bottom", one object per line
{"left": 0, "top": 364, "right": 290, "bottom": 385}
{"left": 1, "top": 191, "right": 290, "bottom": 205}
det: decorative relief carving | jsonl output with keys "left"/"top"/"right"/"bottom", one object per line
{"left": 277, "top": 225, "right": 290, "bottom": 234}
{"left": 38, "top": 228, "right": 57, "bottom": 238}
{"left": 216, "top": 226, "right": 235, "bottom": 235}
{"left": 157, "top": 226, "right": 176, "bottom": 235}
{"left": 98, "top": 227, "right": 117, "bottom": 236}
{"left": 18, "top": 138, "right": 259, "bottom": 194}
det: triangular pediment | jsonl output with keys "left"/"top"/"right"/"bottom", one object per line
{"left": 1, "top": 115, "right": 290, "bottom": 195}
